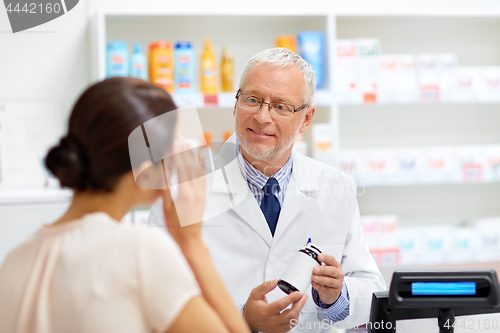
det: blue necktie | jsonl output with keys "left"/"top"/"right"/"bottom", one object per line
{"left": 260, "top": 178, "right": 281, "bottom": 237}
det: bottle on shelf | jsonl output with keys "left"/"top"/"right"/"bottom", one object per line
{"left": 174, "top": 41, "right": 196, "bottom": 94}
{"left": 220, "top": 46, "right": 234, "bottom": 92}
{"left": 275, "top": 35, "right": 297, "bottom": 53}
{"left": 106, "top": 41, "right": 129, "bottom": 78}
{"left": 200, "top": 38, "right": 218, "bottom": 95}
{"left": 149, "top": 41, "right": 174, "bottom": 93}
{"left": 223, "top": 131, "right": 232, "bottom": 142}
{"left": 130, "top": 42, "right": 147, "bottom": 81}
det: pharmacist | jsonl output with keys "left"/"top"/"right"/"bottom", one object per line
{"left": 148, "top": 48, "right": 385, "bottom": 332}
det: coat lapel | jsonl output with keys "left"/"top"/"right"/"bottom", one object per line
{"left": 208, "top": 134, "right": 273, "bottom": 246}
{"left": 272, "top": 151, "right": 318, "bottom": 242}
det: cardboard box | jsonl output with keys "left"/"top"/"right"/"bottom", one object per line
{"left": 357, "top": 39, "right": 380, "bottom": 103}
{"left": 334, "top": 39, "right": 360, "bottom": 104}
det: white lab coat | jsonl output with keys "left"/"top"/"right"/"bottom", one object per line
{"left": 148, "top": 134, "right": 386, "bottom": 332}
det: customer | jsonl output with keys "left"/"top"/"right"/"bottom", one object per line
{"left": 0, "top": 78, "right": 250, "bottom": 333}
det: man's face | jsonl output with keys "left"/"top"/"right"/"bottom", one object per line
{"left": 234, "top": 63, "right": 314, "bottom": 163}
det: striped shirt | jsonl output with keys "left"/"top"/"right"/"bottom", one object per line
{"left": 236, "top": 140, "right": 293, "bottom": 206}
{"left": 235, "top": 137, "right": 350, "bottom": 323}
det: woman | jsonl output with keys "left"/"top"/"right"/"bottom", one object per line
{"left": 0, "top": 78, "right": 250, "bottom": 333}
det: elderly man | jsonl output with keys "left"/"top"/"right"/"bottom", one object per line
{"left": 149, "top": 48, "right": 385, "bottom": 333}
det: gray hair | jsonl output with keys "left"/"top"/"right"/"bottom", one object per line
{"left": 239, "top": 48, "right": 316, "bottom": 106}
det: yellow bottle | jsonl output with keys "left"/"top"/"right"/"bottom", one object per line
{"left": 200, "top": 38, "right": 218, "bottom": 95}
{"left": 149, "top": 41, "right": 174, "bottom": 93}
{"left": 220, "top": 46, "right": 234, "bottom": 92}
{"left": 275, "top": 35, "right": 297, "bottom": 53}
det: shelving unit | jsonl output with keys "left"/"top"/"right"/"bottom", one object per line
{"left": 90, "top": 7, "right": 500, "bottom": 226}
{"left": 333, "top": 15, "right": 500, "bottom": 228}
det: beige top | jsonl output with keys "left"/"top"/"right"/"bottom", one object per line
{"left": 0, "top": 212, "right": 200, "bottom": 333}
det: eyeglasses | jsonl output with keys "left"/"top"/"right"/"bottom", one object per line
{"left": 235, "top": 90, "right": 309, "bottom": 117}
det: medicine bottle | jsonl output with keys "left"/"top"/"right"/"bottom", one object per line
{"left": 278, "top": 243, "right": 322, "bottom": 294}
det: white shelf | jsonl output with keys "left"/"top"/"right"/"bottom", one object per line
{"left": 170, "top": 90, "right": 333, "bottom": 109}
{"left": 0, "top": 187, "right": 72, "bottom": 206}
{"left": 334, "top": 0, "right": 500, "bottom": 17}
{"left": 87, "top": 7, "right": 500, "bottom": 231}
{"left": 336, "top": 92, "right": 500, "bottom": 105}
{"left": 93, "top": 1, "right": 500, "bottom": 18}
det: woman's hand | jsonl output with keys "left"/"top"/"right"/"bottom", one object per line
{"left": 163, "top": 144, "right": 206, "bottom": 247}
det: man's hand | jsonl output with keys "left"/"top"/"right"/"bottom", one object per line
{"left": 243, "top": 280, "right": 308, "bottom": 333}
{"left": 312, "top": 253, "right": 344, "bottom": 306}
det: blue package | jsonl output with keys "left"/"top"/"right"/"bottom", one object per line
{"left": 107, "top": 41, "right": 129, "bottom": 78}
{"left": 174, "top": 41, "right": 196, "bottom": 94}
{"left": 297, "top": 32, "right": 324, "bottom": 89}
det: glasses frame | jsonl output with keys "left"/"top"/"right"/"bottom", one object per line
{"left": 235, "top": 89, "right": 309, "bottom": 115}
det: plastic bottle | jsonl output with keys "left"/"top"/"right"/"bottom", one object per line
{"left": 174, "top": 41, "right": 196, "bottom": 94}
{"left": 130, "top": 42, "right": 147, "bottom": 80}
{"left": 220, "top": 46, "right": 234, "bottom": 92}
{"left": 149, "top": 41, "right": 174, "bottom": 93}
{"left": 275, "top": 35, "right": 297, "bottom": 53}
{"left": 106, "top": 41, "right": 129, "bottom": 78}
{"left": 278, "top": 242, "right": 322, "bottom": 294}
{"left": 200, "top": 38, "right": 218, "bottom": 95}
{"left": 223, "top": 131, "right": 232, "bottom": 142}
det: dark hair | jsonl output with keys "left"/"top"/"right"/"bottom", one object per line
{"left": 45, "top": 77, "right": 178, "bottom": 192}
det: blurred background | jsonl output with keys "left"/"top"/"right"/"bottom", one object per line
{"left": 1, "top": 0, "right": 500, "bottom": 286}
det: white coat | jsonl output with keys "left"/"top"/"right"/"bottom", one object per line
{"left": 148, "top": 134, "right": 386, "bottom": 332}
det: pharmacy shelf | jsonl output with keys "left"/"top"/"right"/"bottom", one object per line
{"left": 87, "top": 6, "right": 500, "bottom": 239}
{"left": 334, "top": 0, "right": 500, "bottom": 17}
{"left": 359, "top": 179, "right": 500, "bottom": 188}
{"left": 337, "top": 96, "right": 500, "bottom": 105}
{"left": 0, "top": 187, "right": 72, "bottom": 206}
{"left": 90, "top": 1, "right": 500, "bottom": 18}
{"left": 171, "top": 90, "right": 333, "bottom": 109}
{"left": 91, "top": 11, "right": 337, "bottom": 156}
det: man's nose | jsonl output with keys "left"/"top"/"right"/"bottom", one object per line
{"left": 254, "top": 103, "right": 273, "bottom": 124}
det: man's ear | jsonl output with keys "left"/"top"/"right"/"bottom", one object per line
{"left": 299, "top": 106, "right": 315, "bottom": 134}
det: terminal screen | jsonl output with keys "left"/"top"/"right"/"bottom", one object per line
{"left": 411, "top": 282, "right": 476, "bottom": 295}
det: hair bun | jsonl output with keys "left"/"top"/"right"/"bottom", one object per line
{"left": 45, "top": 136, "right": 89, "bottom": 190}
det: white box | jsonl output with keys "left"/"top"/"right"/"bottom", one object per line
{"left": 338, "top": 149, "right": 368, "bottom": 183}
{"left": 449, "top": 227, "right": 480, "bottom": 263}
{"left": 397, "top": 226, "right": 427, "bottom": 265}
{"left": 418, "top": 54, "right": 440, "bottom": 103}
{"left": 477, "top": 66, "right": 500, "bottom": 103}
{"left": 483, "top": 144, "right": 500, "bottom": 182}
{"left": 394, "top": 148, "right": 423, "bottom": 184}
{"left": 362, "top": 215, "right": 400, "bottom": 267}
{"left": 452, "top": 67, "right": 480, "bottom": 103}
{"left": 420, "top": 225, "right": 456, "bottom": 264}
{"left": 457, "top": 146, "right": 486, "bottom": 182}
{"left": 396, "top": 55, "right": 419, "bottom": 103}
{"left": 419, "top": 147, "right": 459, "bottom": 183}
{"left": 475, "top": 217, "right": 500, "bottom": 261}
{"left": 378, "top": 55, "right": 399, "bottom": 103}
{"left": 357, "top": 39, "right": 380, "bottom": 103}
{"left": 334, "top": 39, "right": 360, "bottom": 104}
{"left": 437, "top": 54, "right": 458, "bottom": 103}
{"left": 311, "top": 124, "right": 335, "bottom": 166}
{"left": 364, "top": 148, "right": 398, "bottom": 185}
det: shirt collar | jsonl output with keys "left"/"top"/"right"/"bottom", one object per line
{"left": 235, "top": 137, "right": 293, "bottom": 192}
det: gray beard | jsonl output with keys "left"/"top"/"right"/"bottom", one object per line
{"left": 235, "top": 123, "right": 302, "bottom": 163}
